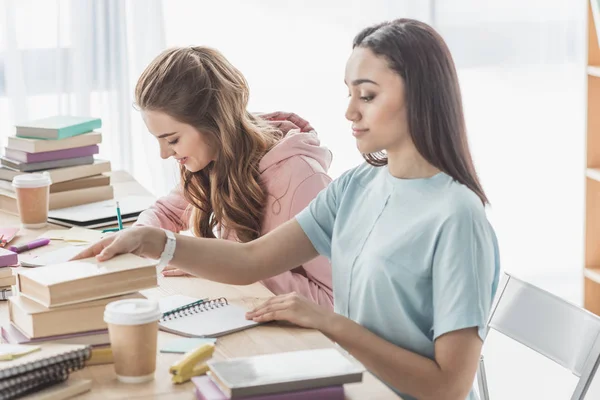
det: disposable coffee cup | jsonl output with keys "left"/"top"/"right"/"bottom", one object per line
{"left": 104, "top": 298, "right": 162, "bottom": 383}
{"left": 12, "top": 173, "right": 52, "bottom": 229}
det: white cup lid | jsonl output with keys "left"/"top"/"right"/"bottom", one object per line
{"left": 12, "top": 172, "right": 52, "bottom": 188}
{"left": 104, "top": 299, "right": 162, "bottom": 326}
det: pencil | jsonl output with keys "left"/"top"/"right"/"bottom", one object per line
{"left": 116, "top": 201, "right": 124, "bottom": 230}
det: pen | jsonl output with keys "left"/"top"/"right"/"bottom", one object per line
{"left": 9, "top": 238, "right": 50, "bottom": 254}
{"left": 116, "top": 201, "right": 124, "bottom": 230}
{"left": 102, "top": 228, "right": 120, "bottom": 233}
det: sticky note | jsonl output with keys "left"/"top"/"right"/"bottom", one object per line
{"left": 160, "top": 338, "right": 217, "bottom": 354}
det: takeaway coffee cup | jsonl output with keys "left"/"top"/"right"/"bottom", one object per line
{"left": 104, "top": 298, "right": 162, "bottom": 383}
{"left": 12, "top": 173, "right": 52, "bottom": 229}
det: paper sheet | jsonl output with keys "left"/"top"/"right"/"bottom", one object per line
{"left": 38, "top": 227, "right": 105, "bottom": 244}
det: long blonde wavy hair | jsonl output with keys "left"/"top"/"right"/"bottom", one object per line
{"left": 135, "top": 46, "right": 281, "bottom": 242}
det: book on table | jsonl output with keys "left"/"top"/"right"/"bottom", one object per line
{"left": 0, "top": 155, "right": 94, "bottom": 173}
{"left": 8, "top": 292, "right": 144, "bottom": 338}
{"left": 0, "top": 173, "right": 110, "bottom": 194}
{"left": 6, "top": 132, "right": 102, "bottom": 153}
{"left": 205, "top": 348, "right": 364, "bottom": 399}
{"left": 0, "top": 159, "right": 111, "bottom": 184}
{"left": 0, "top": 185, "right": 114, "bottom": 215}
{"left": 1, "top": 324, "right": 109, "bottom": 347}
{"left": 15, "top": 116, "right": 101, "bottom": 140}
{"left": 192, "top": 375, "right": 345, "bottom": 400}
{"left": 4, "top": 144, "right": 99, "bottom": 164}
{"left": 16, "top": 253, "right": 158, "bottom": 307}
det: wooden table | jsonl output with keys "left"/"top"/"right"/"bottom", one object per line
{"left": 0, "top": 173, "right": 400, "bottom": 399}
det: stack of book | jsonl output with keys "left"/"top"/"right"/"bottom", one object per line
{"left": 1, "top": 253, "right": 159, "bottom": 367}
{"left": 192, "top": 348, "right": 365, "bottom": 400}
{"left": 0, "top": 116, "right": 114, "bottom": 214}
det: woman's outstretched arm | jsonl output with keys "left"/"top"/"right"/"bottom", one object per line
{"left": 72, "top": 220, "right": 319, "bottom": 286}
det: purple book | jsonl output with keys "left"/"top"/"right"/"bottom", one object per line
{"left": 0, "top": 248, "right": 18, "bottom": 268}
{"left": 1, "top": 324, "right": 109, "bottom": 347}
{"left": 4, "top": 144, "right": 99, "bottom": 163}
{"left": 192, "top": 376, "right": 344, "bottom": 400}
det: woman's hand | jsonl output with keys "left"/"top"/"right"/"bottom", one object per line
{"left": 259, "top": 111, "right": 315, "bottom": 133}
{"left": 245, "top": 292, "right": 336, "bottom": 331}
{"left": 70, "top": 226, "right": 165, "bottom": 262}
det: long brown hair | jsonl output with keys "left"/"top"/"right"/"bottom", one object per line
{"left": 353, "top": 19, "right": 488, "bottom": 205}
{"left": 135, "top": 46, "right": 281, "bottom": 242}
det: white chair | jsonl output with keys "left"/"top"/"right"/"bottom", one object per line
{"left": 477, "top": 273, "right": 600, "bottom": 399}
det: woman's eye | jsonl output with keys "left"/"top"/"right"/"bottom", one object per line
{"left": 360, "top": 96, "right": 374, "bottom": 102}
{"left": 167, "top": 139, "right": 179, "bottom": 145}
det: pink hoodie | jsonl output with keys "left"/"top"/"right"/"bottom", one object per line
{"left": 134, "top": 129, "right": 334, "bottom": 309}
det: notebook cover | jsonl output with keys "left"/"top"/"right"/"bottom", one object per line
{"left": 0, "top": 343, "right": 90, "bottom": 399}
{"left": 47, "top": 195, "right": 154, "bottom": 228}
{"left": 193, "top": 375, "right": 344, "bottom": 400}
{"left": 4, "top": 145, "right": 99, "bottom": 163}
{"left": 207, "top": 348, "right": 364, "bottom": 398}
{"left": 0, "top": 342, "right": 90, "bottom": 378}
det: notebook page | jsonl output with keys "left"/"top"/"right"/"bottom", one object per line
{"left": 159, "top": 303, "right": 259, "bottom": 338}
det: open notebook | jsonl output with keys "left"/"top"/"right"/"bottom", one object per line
{"left": 158, "top": 296, "right": 259, "bottom": 338}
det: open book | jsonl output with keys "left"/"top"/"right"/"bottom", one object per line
{"left": 158, "top": 296, "right": 259, "bottom": 338}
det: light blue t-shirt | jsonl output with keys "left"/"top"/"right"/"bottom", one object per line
{"left": 296, "top": 163, "right": 500, "bottom": 400}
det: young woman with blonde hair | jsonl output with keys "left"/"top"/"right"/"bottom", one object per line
{"left": 131, "top": 46, "right": 333, "bottom": 308}
{"left": 77, "top": 20, "right": 499, "bottom": 399}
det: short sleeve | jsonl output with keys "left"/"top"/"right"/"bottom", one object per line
{"left": 295, "top": 170, "right": 352, "bottom": 260}
{"left": 432, "top": 207, "right": 500, "bottom": 341}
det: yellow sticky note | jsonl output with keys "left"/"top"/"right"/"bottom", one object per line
{"left": 0, "top": 344, "right": 40, "bottom": 361}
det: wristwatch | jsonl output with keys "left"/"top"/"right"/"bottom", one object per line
{"left": 157, "top": 229, "right": 176, "bottom": 271}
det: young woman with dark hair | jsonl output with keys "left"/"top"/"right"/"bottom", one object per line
{"left": 76, "top": 19, "right": 499, "bottom": 400}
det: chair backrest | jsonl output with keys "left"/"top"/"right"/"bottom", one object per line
{"left": 478, "top": 273, "right": 600, "bottom": 400}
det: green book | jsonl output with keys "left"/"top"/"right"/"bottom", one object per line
{"left": 15, "top": 116, "right": 102, "bottom": 140}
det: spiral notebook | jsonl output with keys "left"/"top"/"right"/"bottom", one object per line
{"left": 0, "top": 343, "right": 90, "bottom": 400}
{"left": 158, "top": 296, "right": 259, "bottom": 338}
